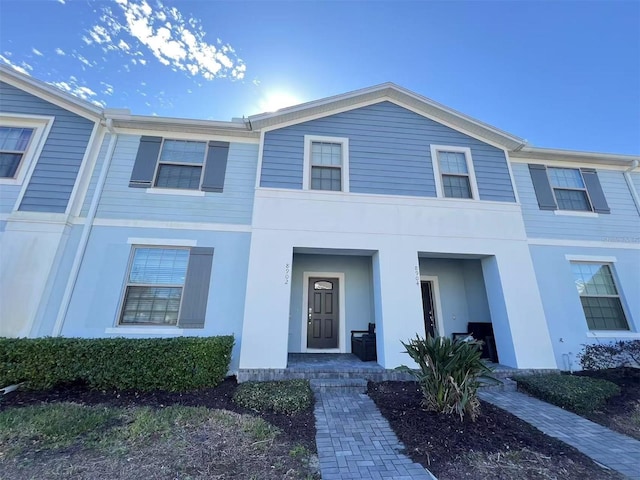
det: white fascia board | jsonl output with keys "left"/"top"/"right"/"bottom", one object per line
{"left": 249, "top": 82, "right": 526, "bottom": 150}
{"left": 107, "top": 114, "right": 259, "bottom": 140}
{"left": 0, "top": 65, "right": 103, "bottom": 122}
{"left": 511, "top": 146, "right": 639, "bottom": 167}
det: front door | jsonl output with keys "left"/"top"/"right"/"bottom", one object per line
{"left": 307, "top": 277, "right": 339, "bottom": 349}
{"left": 421, "top": 280, "right": 436, "bottom": 337}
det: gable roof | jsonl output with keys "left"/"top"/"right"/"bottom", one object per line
{"left": 0, "top": 65, "right": 103, "bottom": 122}
{"left": 248, "top": 82, "right": 527, "bottom": 151}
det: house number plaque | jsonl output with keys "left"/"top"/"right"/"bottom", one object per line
{"left": 415, "top": 266, "right": 420, "bottom": 286}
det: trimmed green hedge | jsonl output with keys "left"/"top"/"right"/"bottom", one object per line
{"left": 513, "top": 373, "right": 620, "bottom": 414}
{"left": 0, "top": 336, "right": 234, "bottom": 392}
{"left": 233, "top": 380, "right": 313, "bottom": 414}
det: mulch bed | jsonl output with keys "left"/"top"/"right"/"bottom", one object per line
{"left": 368, "top": 381, "right": 622, "bottom": 480}
{"left": 574, "top": 367, "right": 640, "bottom": 440}
{"left": 0, "top": 376, "right": 317, "bottom": 452}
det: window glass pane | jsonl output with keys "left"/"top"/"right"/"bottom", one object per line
{"left": 129, "top": 248, "right": 189, "bottom": 285}
{"left": 442, "top": 174, "right": 472, "bottom": 198}
{"left": 580, "top": 297, "right": 628, "bottom": 330}
{"left": 554, "top": 189, "right": 591, "bottom": 211}
{"left": 314, "top": 281, "right": 333, "bottom": 290}
{"left": 311, "top": 166, "right": 341, "bottom": 191}
{"left": 438, "top": 151, "right": 468, "bottom": 174}
{"left": 155, "top": 164, "right": 202, "bottom": 189}
{"left": 159, "top": 140, "right": 206, "bottom": 164}
{"left": 311, "top": 142, "right": 341, "bottom": 166}
{"left": 0, "top": 153, "right": 22, "bottom": 178}
{"left": 0, "top": 127, "right": 33, "bottom": 151}
{"left": 120, "top": 286, "right": 181, "bottom": 325}
{"left": 572, "top": 264, "right": 618, "bottom": 296}
{"left": 548, "top": 168, "right": 585, "bottom": 188}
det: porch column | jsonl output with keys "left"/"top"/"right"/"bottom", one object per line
{"left": 239, "top": 230, "right": 293, "bottom": 369}
{"left": 482, "top": 245, "right": 557, "bottom": 369}
{"left": 372, "top": 247, "right": 424, "bottom": 369}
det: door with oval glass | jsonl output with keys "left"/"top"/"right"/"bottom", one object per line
{"left": 307, "top": 277, "right": 339, "bottom": 349}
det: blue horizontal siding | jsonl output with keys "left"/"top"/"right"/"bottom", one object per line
{"left": 0, "top": 81, "right": 95, "bottom": 213}
{"left": 513, "top": 162, "right": 640, "bottom": 241}
{"left": 81, "top": 135, "right": 258, "bottom": 224}
{"left": 261, "top": 101, "right": 515, "bottom": 202}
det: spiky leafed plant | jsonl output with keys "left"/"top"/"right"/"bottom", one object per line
{"left": 399, "top": 334, "right": 498, "bottom": 421}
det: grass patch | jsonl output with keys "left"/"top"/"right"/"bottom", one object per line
{"left": 0, "top": 403, "right": 315, "bottom": 479}
{"left": 233, "top": 380, "right": 314, "bottom": 414}
{"left": 513, "top": 373, "right": 620, "bottom": 414}
{"left": 0, "top": 402, "right": 119, "bottom": 454}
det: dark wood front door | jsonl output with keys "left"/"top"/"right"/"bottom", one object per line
{"left": 421, "top": 280, "right": 436, "bottom": 337}
{"left": 307, "top": 277, "right": 339, "bottom": 349}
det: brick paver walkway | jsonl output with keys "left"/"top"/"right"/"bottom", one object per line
{"left": 314, "top": 390, "right": 435, "bottom": 480}
{"left": 480, "top": 390, "right": 640, "bottom": 479}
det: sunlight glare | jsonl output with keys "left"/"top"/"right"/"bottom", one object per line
{"left": 259, "top": 91, "right": 301, "bottom": 113}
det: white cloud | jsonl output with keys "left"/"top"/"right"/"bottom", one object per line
{"left": 32, "top": 48, "right": 43, "bottom": 56}
{"left": 50, "top": 77, "right": 106, "bottom": 107}
{"left": 90, "top": 0, "right": 245, "bottom": 81}
{"left": 100, "top": 82, "right": 114, "bottom": 95}
{"left": 0, "top": 53, "right": 32, "bottom": 76}
{"left": 58, "top": 0, "right": 66, "bottom": 4}
{"left": 55, "top": 48, "right": 66, "bottom": 56}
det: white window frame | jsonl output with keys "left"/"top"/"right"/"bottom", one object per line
{"left": 547, "top": 167, "right": 594, "bottom": 212}
{"left": 430, "top": 145, "right": 480, "bottom": 200}
{"left": 116, "top": 245, "right": 191, "bottom": 327}
{"left": 0, "top": 114, "right": 54, "bottom": 185}
{"left": 152, "top": 138, "right": 207, "bottom": 191}
{"left": 303, "top": 135, "right": 350, "bottom": 192}
{"left": 567, "top": 258, "right": 630, "bottom": 332}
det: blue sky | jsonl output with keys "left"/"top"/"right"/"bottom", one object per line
{"left": 1, "top": 0, "right": 639, "bottom": 154}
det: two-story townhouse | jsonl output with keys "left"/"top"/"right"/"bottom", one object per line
{"left": 0, "top": 65, "right": 103, "bottom": 338}
{"left": 2, "top": 67, "right": 638, "bottom": 375}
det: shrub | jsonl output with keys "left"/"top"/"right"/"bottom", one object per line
{"left": 233, "top": 380, "right": 313, "bottom": 414}
{"left": 399, "top": 334, "right": 498, "bottom": 421}
{"left": 579, "top": 340, "right": 640, "bottom": 370}
{"left": 0, "top": 336, "right": 234, "bottom": 392}
{"left": 513, "top": 373, "right": 620, "bottom": 414}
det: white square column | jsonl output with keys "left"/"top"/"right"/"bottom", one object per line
{"left": 239, "top": 230, "right": 294, "bottom": 369}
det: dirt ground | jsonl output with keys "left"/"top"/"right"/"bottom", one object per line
{"left": 368, "top": 381, "right": 623, "bottom": 480}
{"left": 574, "top": 367, "right": 640, "bottom": 441}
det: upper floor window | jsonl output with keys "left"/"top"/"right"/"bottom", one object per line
{"left": 0, "top": 127, "right": 34, "bottom": 178}
{"left": 155, "top": 140, "right": 206, "bottom": 190}
{"left": 303, "top": 135, "right": 349, "bottom": 192}
{"left": 547, "top": 167, "right": 591, "bottom": 211}
{"left": 571, "top": 262, "right": 629, "bottom": 331}
{"left": 528, "top": 164, "right": 610, "bottom": 214}
{"left": 129, "top": 136, "right": 230, "bottom": 193}
{"left": 430, "top": 145, "right": 479, "bottom": 200}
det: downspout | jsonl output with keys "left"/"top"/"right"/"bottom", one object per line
{"left": 623, "top": 160, "right": 640, "bottom": 216}
{"left": 52, "top": 118, "right": 118, "bottom": 336}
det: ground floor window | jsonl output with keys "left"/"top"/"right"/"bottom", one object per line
{"left": 571, "top": 262, "right": 629, "bottom": 331}
{"left": 120, "top": 247, "right": 189, "bottom": 325}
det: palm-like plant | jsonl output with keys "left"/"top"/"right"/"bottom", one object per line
{"left": 399, "top": 333, "right": 498, "bottom": 421}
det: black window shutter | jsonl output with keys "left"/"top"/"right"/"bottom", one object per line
{"left": 581, "top": 168, "right": 610, "bottom": 214}
{"left": 129, "top": 136, "right": 162, "bottom": 188}
{"left": 178, "top": 247, "right": 214, "bottom": 329}
{"left": 528, "top": 164, "right": 557, "bottom": 210}
{"left": 201, "top": 141, "right": 230, "bottom": 192}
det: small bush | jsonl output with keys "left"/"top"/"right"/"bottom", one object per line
{"left": 233, "top": 380, "right": 313, "bottom": 414}
{"left": 0, "top": 336, "right": 234, "bottom": 392}
{"left": 513, "top": 373, "right": 620, "bottom": 414}
{"left": 579, "top": 340, "right": 640, "bottom": 370}
{"left": 399, "top": 334, "right": 498, "bottom": 421}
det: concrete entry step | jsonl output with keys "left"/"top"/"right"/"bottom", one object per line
{"left": 310, "top": 377, "right": 368, "bottom": 393}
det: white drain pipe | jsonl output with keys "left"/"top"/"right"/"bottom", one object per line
{"left": 52, "top": 118, "right": 118, "bottom": 336}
